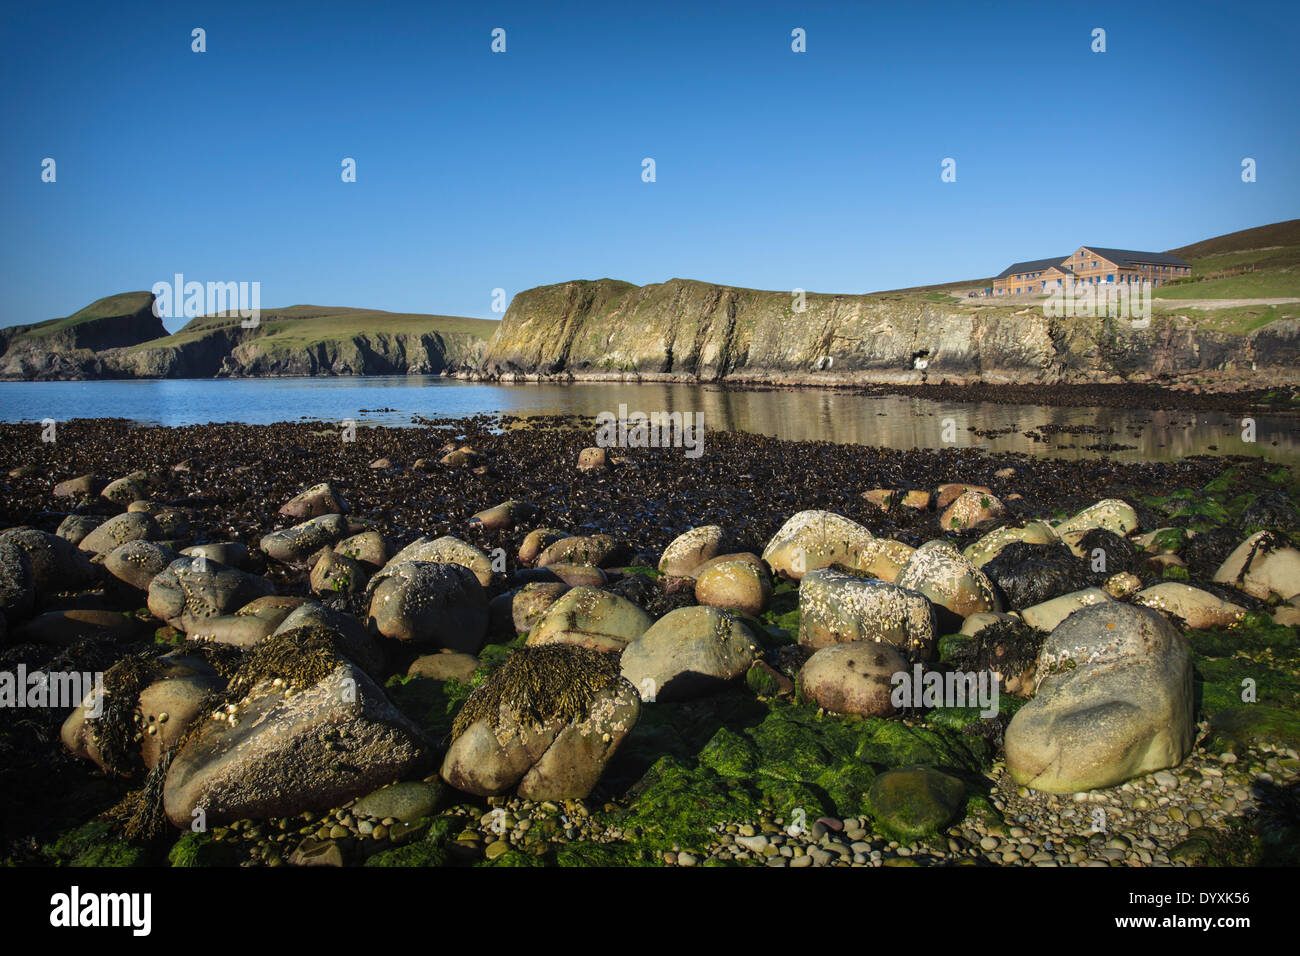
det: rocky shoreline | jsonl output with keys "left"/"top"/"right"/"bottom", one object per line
{"left": 1, "top": 417, "right": 1297, "bottom": 867}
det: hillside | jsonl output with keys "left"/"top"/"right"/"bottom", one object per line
{"left": 0, "top": 298, "right": 497, "bottom": 380}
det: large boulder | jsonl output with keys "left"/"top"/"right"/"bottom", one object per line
{"left": 762, "top": 510, "right": 876, "bottom": 581}
{"left": 1005, "top": 603, "right": 1194, "bottom": 793}
{"left": 441, "top": 645, "right": 638, "bottom": 800}
{"left": 1213, "top": 531, "right": 1300, "bottom": 601}
{"left": 694, "top": 559, "right": 772, "bottom": 617}
{"left": 104, "top": 540, "right": 180, "bottom": 591}
{"left": 659, "top": 525, "right": 730, "bottom": 577}
{"left": 797, "top": 641, "right": 907, "bottom": 717}
{"left": 619, "top": 606, "right": 757, "bottom": 701}
{"left": 0, "top": 528, "right": 97, "bottom": 599}
{"left": 527, "top": 586, "right": 653, "bottom": 653}
{"left": 894, "top": 540, "right": 1001, "bottom": 623}
{"left": 537, "top": 534, "right": 626, "bottom": 569}
{"left": 259, "top": 514, "right": 350, "bottom": 565}
{"left": 366, "top": 561, "right": 487, "bottom": 652}
{"left": 163, "top": 632, "right": 430, "bottom": 826}
{"left": 963, "top": 521, "right": 1059, "bottom": 568}
{"left": 184, "top": 594, "right": 311, "bottom": 648}
{"left": 386, "top": 536, "right": 495, "bottom": 588}
{"left": 147, "top": 557, "right": 275, "bottom": 632}
{"left": 78, "top": 512, "right": 162, "bottom": 555}
{"left": 797, "top": 567, "right": 937, "bottom": 659}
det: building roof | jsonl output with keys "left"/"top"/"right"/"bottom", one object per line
{"left": 1077, "top": 247, "right": 1192, "bottom": 268}
{"left": 993, "top": 257, "right": 1067, "bottom": 280}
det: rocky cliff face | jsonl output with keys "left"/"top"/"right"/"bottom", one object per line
{"left": 470, "top": 278, "right": 1299, "bottom": 387}
{"left": 0, "top": 296, "right": 488, "bottom": 380}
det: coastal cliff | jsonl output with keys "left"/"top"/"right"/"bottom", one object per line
{"left": 466, "top": 278, "right": 1299, "bottom": 387}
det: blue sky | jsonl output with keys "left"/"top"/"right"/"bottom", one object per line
{"left": 2, "top": 0, "right": 1297, "bottom": 331}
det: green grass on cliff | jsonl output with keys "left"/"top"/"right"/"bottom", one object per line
{"left": 11, "top": 291, "right": 156, "bottom": 340}
{"left": 129, "top": 305, "right": 498, "bottom": 351}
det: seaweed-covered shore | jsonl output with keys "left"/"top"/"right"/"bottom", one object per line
{"left": 0, "top": 417, "right": 1297, "bottom": 867}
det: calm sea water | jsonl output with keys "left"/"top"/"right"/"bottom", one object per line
{"left": 0, "top": 376, "right": 1295, "bottom": 464}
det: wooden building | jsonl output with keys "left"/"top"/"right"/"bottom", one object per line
{"left": 992, "top": 246, "right": 1192, "bottom": 295}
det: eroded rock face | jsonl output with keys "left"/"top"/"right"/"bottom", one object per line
{"left": 147, "top": 557, "right": 276, "bottom": 632}
{"left": 797, "top": 567, "right": 936, "bottom": 659}
{"left": 1005, "top": 603, "right": 1194, "bottom": 793}
{"left": 797, "top": 641, "right": 907, "bottom": 718}
{"left": 1213, "top": 531, "right": 1300, "bottom": 601}
{"left": 365, "top": 561, "right": 487, "bottom": 652}
{"left": 620, "top": 606, "right": 757, "bottom": 701}
{"left": 895, "top": 540, "right": 1001, "bottom": 622}
{"left": 527, "top": 586, "right": 652, "bottom": 652}
{"left": 163, "top": 660, "right": 430, "bottom": 827}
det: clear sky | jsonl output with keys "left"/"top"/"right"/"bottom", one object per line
{"left": 2, "top": 0, "right": 1297, "bottom": 331}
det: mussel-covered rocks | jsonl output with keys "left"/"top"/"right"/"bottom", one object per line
{"left": 762, "top": 510, "right": 877, "bottom": 581}
{"left": 441, "top": 644, "right": 638, "bottom": 800}
{"left": 1005, "top": 603, "right": 1194, "bottom": 793}
{"left": 386, "top": 535, "right": 495, "bottom": 588}
{"left": 798, "top": 567, "right": 936, "bottom": 658}
{"left": 620, "top": 605, "right": 758, "bottom": 701}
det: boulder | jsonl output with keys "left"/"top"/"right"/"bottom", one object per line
{"left": 868, "top": 766, "right": 967, "bottom": 841}
{"left": 78, "top": 512, "right": 162, "bottom": 555}
{"left": 528, "top": 586, "right": 653, "bottom": 652}
{"left": 0, "top": 528, "right": 97, "bottom": 599}
{"left": 333, "top": 531, "right": 386, "bottom": 570}
{"left": 1055, "top": 498, "right": 1139, "bottom": 540}
{"left": 797, "top": 567, "right": 937, "bottom": 659}
{"left": 894, "top": 540, "right": 1001, "bottom": 622}
{"left": 537, "top": 534, "right": 625, "bottom": 569}
{"left": 518, "top": 528, "right": 569, "bottom": 566}
{"left": 511, "top": 582, "right": 570, "bottom": 636}
{"left": 963, "top": 521, "right": 1059, "bottom": 568}
{"left": 310, "top": 550, "right": 367, "bottom": 597}
{"left": 147, "top": 557, "right": 276, "bottom": 632}
{"left": 185, "top": 595, "right": 310, "bottom": 648}
{"left": 441, "top": 645, "right": 638, "bottom": 800}
{"left": 366, "top": 561, "right": 487, "bottom": 652}
{"left": 939, "top": 490, "right": 1005, "bottom": 532}
{"left": 936, "top": 483, "right": 991, "bottom": 510}
{"left": 407, "top": 653, "right": 480, "bottom": 683}
{"left": 694, "top": 559, "right": 772, "bottom": 617}
{"left": 797, "top": 641, "right": 907, "bottom": 717}
{"left": 55, "top": 514, "right": 103, "bottom": 546}
{"left": 181, "top": 541, "right": 250, "bottom": 569}
{"left": 1005, "top": 603, "right": 1194, "bottom": 793}
{"left": 619, "top": 606, "right": 757, "bottom": 701}
{"left": 260, "top": 514, "right": 350, "bottom": 565}
{"left": 279, "top": 482, "right": 348, "bottom": 519}
{"left": 164, "top": 653, "right": 429, "bottom": 827}
{"left": 1213, "top": 531, "right": 1300, "bottom": 601}
{"left": 762, "top": 510, "right": 893, "bottom": 582}
{"left": 659, "top": 525, "right": 728, "bottom": 577}
{"left": 982, "top": 542, "right": 1095, "bottom": 611}
{"left": 1019, "top": 587, "right": 1112, "bottom": 632}
{"left": 468, "top": 500, "right": 537, "bottom": 532}
{"left": 1133, "top": 583, "right": 1247, "bottom": 630}
{"left": 104, "top": 540, "right": 180, "bottom": 591}
{"left": 386, "top": 536, "right": 495, "bottom": 588}
{"left": 576, "top": 447, "right": 608, "bottom": 472}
